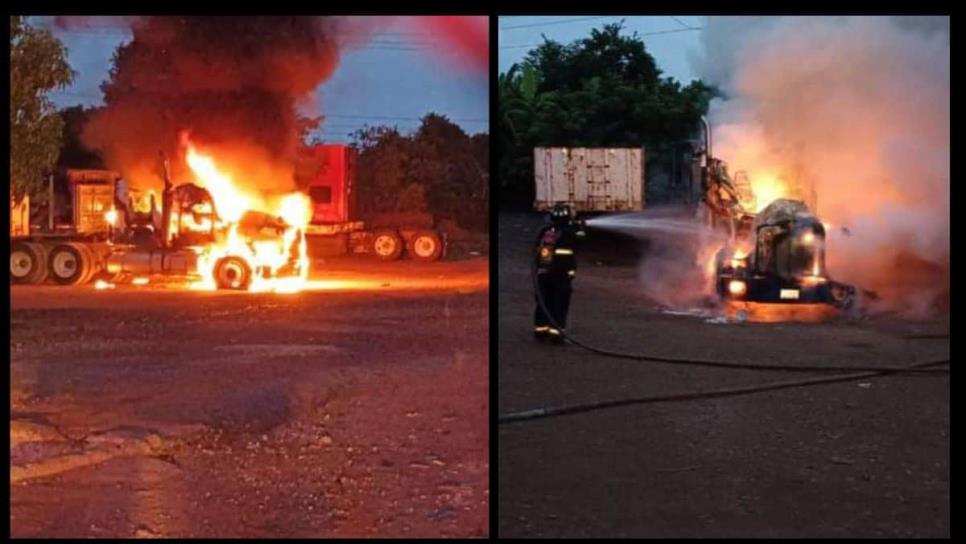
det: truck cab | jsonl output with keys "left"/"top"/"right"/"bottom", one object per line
{"left": 299, "top": 144, "right": 445, "bottom": 262}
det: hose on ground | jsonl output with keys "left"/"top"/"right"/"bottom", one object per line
{"left": 529, "top": 253, "right": 949, "bottom": 375}
{"left": 500, "top": 245, "right": 950, "bottom": 425}
{"left": 499, "top": 358, "right": 949, "bottom": 424}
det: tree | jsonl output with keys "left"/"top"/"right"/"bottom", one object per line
{"left": 350, "top": 114, "right": 489, "bottom": 231}
{"left": 56, "top": 105, "right": 106, "bottom": 170}
{"left": 353, "top": 125, "right": 428, "bottom": 215}
{"left": 498, "top": 23, "right": 716, "bottom": 209}
{"left": 10, "top": 16, "right": 75, "bottom": 201}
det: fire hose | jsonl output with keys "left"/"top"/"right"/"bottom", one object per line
{"left": 497, "top": 247, "right": 949, "bottom": 425}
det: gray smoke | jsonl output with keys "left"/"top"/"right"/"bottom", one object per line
{"left": 692, "top": 16, "right": 949, "bottom": 316}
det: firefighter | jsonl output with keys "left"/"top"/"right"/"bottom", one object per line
{"left": 533, "top": 204, "right": 585, "bottom": 343}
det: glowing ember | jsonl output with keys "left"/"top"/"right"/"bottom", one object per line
{"left": 729, "top": 245, "right": 752, "bottom": 269}
{"left": 94, "top": 279, "right": 115, "bottom": 290}
{"left": 726, "top": 301, "right": 839, "bottom": 323}
{"left": 132, "top": 276, "right": 150, "bottom": 286}
{"left": 801, "top": 275, "right": 827, "bottom": 286}
{"left": 181, "top": 136, "right": 311, "bottom": 293}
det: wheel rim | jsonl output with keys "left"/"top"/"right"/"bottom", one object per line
{"left": 10, "top": 250, "right": 33, "bottom": 278}
{"left": 52, "top": 251, "right": 79, "bottom": 279}
{"left": 217, "top": 259, "right": 247, "bottom": 289}
{"left": 413, "top": 236, "right": 437, "bottom": 258}
{"left": 374, "top": 235, "right": 396, "bottom": 256}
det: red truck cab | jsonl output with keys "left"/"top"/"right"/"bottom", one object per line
{"left": 304, "top": 144, "right": 357, "bottom": 225}
{"left": 299, "top": 143, "right": 445, "bottom": 262}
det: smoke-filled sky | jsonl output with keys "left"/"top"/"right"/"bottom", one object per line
{"left": 39, "top": 16, "right": 489, "bottom": 143}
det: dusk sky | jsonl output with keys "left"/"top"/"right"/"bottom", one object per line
{"left": 498, "top": 15, "right": 705, "bottom": 83}
{"left": 39, "top": 16, "right": 490, "bottom": 143}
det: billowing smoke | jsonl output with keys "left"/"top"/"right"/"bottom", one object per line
{"left": 55, "top": 16, "right": 350, "bottom": 195}
{"left": 49, "top": 16, "right": 488, "bottom": 200}
{"left": 411, "top": 16, "right": 488, "bottom": 74}
{"left": 693, "top": 16, "right": 950, "bottom": 316}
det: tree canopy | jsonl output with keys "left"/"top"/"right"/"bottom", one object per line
{"left": 352, "top": 114, "right": 489, "bottom": 232}
{"left": 499, "top": 23, "right": 715, "bottom": 208}
{"left": 10, "top": 16, "right": 75, "bottom": 201}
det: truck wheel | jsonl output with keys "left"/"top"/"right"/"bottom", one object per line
{"left": 214, "top": 256, "right": 252, "bottom": 290}
{"left": 48, "top": 242, "right": 92, "bottom": 285}
{"left": 371, "top": 229, "right": 403, "bottom": 261}
{"left": 407, "top": 230, "right": 444, "bottom": 262}
{"left": 11, "top": 242, "right": 48, "bottom": 284}
{"left": 79, "top": 244, "right": 105, "bottom": 285}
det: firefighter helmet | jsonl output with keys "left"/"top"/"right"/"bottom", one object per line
{"left": 549, "top": 204, "right": 573, "bottom": 225}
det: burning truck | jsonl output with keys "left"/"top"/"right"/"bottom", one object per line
{"left": 11, "top": 153, "right": 308, "bottom": 291}
{"left": 530, "top": 116, "right": 856, "bottom": 312}
{"left": 695, "top": 117, "right": 856, "bottom": 310}
{"left": 10, "top": 139, "right": 445, "bottom": 291}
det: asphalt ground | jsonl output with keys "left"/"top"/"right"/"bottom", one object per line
{"left": 497, "top": 212, "right": 949, "bottom": 538}
{"left": 10, "top": 256, "right": 489, "bottom": 538}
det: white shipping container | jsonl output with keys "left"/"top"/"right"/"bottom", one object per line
{"left": 534, "top": 147, "right": 644, "bottom": 212}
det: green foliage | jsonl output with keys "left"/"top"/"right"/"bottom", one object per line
{"left": 10, "top": 16, "right": 75, "bottom": 201}
{"left": 351, "top": 114, "right": 489, "bottom": 232}
{"left": 499, "top": 22, "right": 716, "bottom": 208}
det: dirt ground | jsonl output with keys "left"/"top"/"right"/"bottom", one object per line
{"left": 10, "top": 257, "right": 489, "bottom": 538}
{"left": 498, "top": 212, "right": 949, "bottom": 538}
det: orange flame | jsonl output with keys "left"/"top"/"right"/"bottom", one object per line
{"left": 748, "top": 171, "right": 790, "bottom": 212}
{"left": 181, "top": 138, "right": 311, "bottom": 293}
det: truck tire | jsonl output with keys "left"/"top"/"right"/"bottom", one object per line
{"left": 214, "top": 256, "right": 252, "bottom": 290}
{"left": 371, "top": 229, "right": 404, "bottom": 261}
{"left": 48, "top": 242, "right": 93, "bottom": 285}
{"left": 81, "top": 243, "right": 108, "bottom": 284}
{"left": 11, "top": 241, "right": 49, "bottom": 284}
{"left": 407, "top": 230, "right": 444, "bottom": 262}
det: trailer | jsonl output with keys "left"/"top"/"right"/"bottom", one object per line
{"left": 533, "top": 147, "right": 645, "bottom": 213}
{"left": 301, "top": 145, "right": 446, "bottom": 262}
{"left": 10, "top": 170, "right": 121, "bottom": 285}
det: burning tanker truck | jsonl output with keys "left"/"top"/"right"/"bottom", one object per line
{"left": 696, "top": 117, "right": 856, "bottom": 309}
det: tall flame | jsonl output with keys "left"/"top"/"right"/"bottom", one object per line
{"left": 748, "top": 172, "right": 788, "bottom": 212}
{"left": 181, "top": 137, "right": 311, "bottom": 293}
{"left": 184, "top": 146, "right": 253, "bottom": 223}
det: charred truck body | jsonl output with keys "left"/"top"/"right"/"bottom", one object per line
{"left": 10, "top": 165, "right": 304, "bottom": 290}
{"left": 696, "top": 117, "right": 855, "bottom": 308}
{"left": 11, "top": 144, "right": 445, "bottom": 289}
{"left": 712, "top": 199, "right": 855, "bottom": 307}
